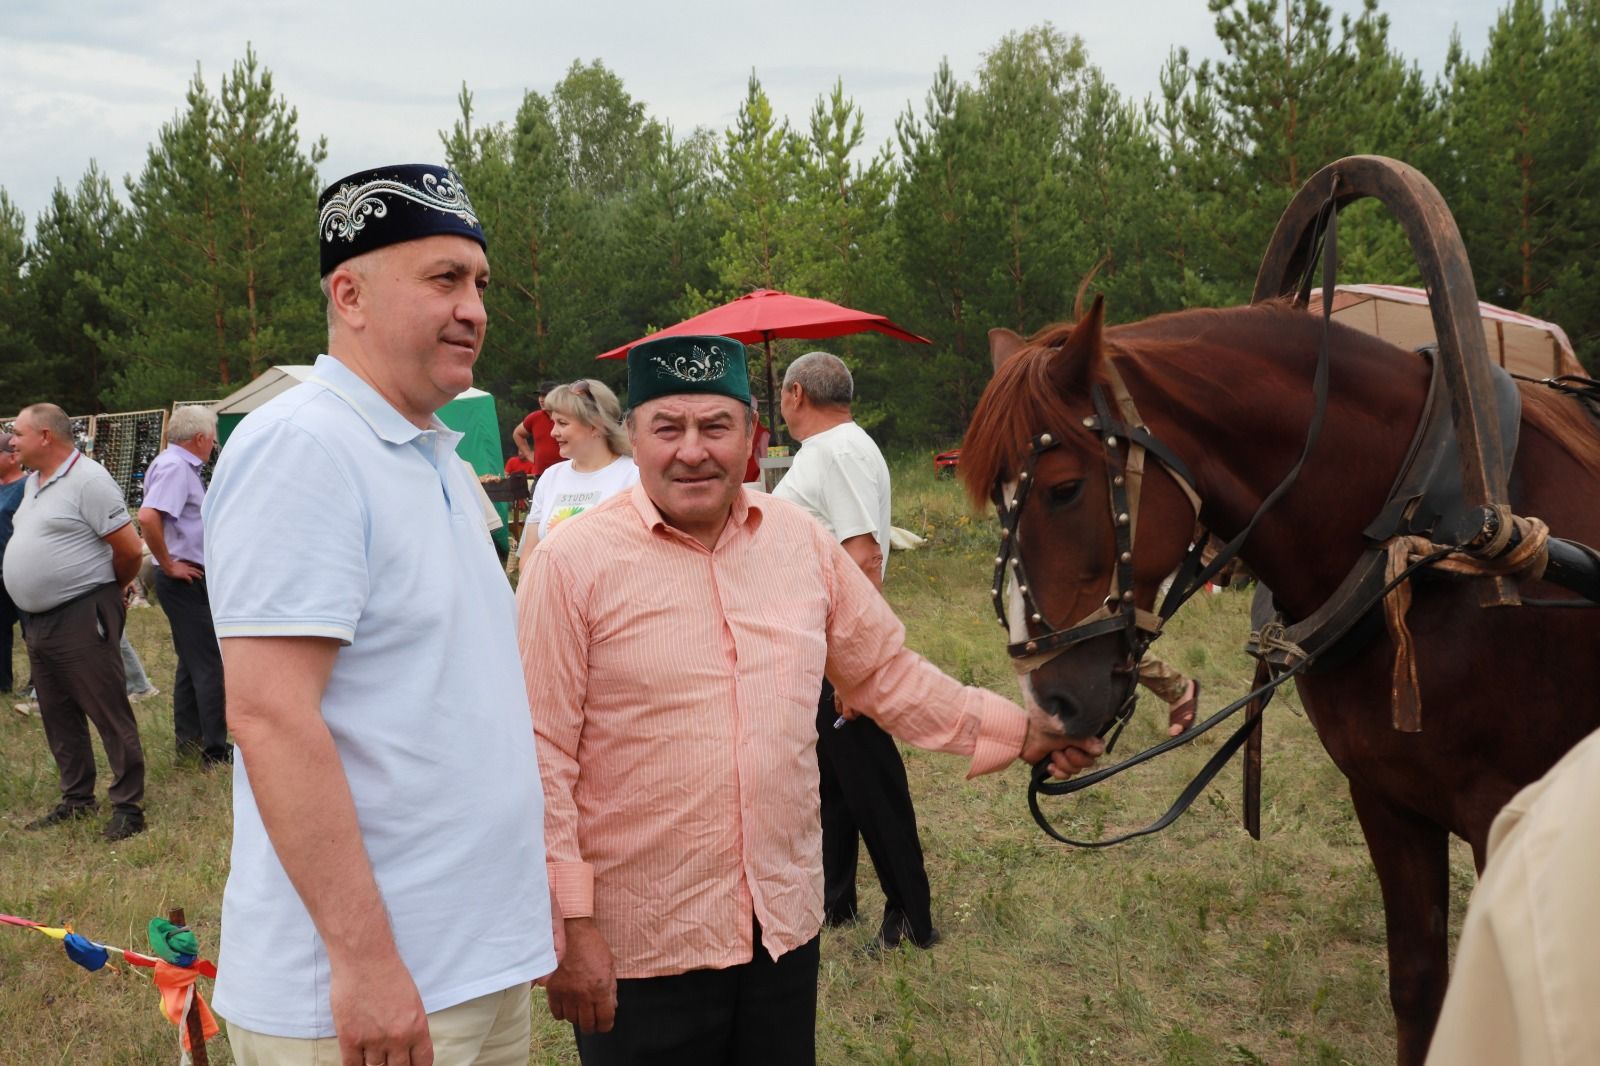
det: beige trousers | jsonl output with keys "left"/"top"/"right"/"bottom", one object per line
{"left": 1137, "top": 651, "right": 1190, "bottom": 704}
{"left": 227, "top": 983, "right": 531, "bottom": 1066}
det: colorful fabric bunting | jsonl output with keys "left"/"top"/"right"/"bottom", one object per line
{"left": 3, "top": 910, "right": 219, "bottom": 1058}
{"left": 63, "top": 932, "right": 110, "bottom": 971}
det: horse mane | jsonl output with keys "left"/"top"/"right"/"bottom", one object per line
{"left": 961, "top": 319, "right": 1099, "bottom": 508}
{"left": 1520, "top": 383, "right": 1600, "bottom": 482}
{"left": 961, "top": 301, "right": 1310, "bottom": 508}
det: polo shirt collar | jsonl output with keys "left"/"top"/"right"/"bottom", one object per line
{"left": 309, "top": 354, "right": 461, "bottom": 449}
{"left": 31, "top": 449, "right": 83, "bottom": 493}
{"left": 164, "top": 443, "right": 204, "bottom": 468}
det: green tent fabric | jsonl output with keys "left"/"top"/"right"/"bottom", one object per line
{"left": 437, "top": 390, "right": 511, "bottom": 551}
{"left": 212, "top": 365, "right": 510, "bottom": 550}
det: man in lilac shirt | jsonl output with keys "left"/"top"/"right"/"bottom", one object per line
{"left": 138, "top": 405, "right": 229, "bottom": 767}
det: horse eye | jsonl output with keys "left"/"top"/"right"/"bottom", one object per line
{"left": 1047, "top": 480, "right": 1084, "bottom": 508}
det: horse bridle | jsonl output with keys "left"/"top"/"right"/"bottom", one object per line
{"left": 995, "top": 183, "right": 1360, "bottom": 846}
{"left": 988, "top": 363, "right": 1204, "bottom": 747}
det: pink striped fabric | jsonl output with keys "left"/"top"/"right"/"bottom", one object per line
{"left": 516, "top": 483, "right": 1026, "bottom": 978}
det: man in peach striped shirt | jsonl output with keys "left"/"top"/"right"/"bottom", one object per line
{"left": 517, "top": 334, "right": 1101, "bottom": 1064}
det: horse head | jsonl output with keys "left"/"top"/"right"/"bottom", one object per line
{"left": 963, "top": 298, "right": 1200, "bottom": 740}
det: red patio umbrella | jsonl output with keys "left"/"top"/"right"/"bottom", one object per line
{"left": 597, "top": 288, "right": 931, "bottom": 441}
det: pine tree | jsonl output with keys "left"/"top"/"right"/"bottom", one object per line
{"left": 892, "top": 59, "right": 988, "bottom": 433}
{"left": 1441, "top": 0, "right": 1600, "bottom": 364}
{"left": 787, "top": 81, "right": 900, "bottom": 431}
{"left": 95, "top": 47, "right": 326, "bottom": 408}
{"left": 445, "top": 61, "right": 670, "bottom": 429}
{"left": 612, "top": 124, "right": 720, "bottom": 335}
{"left": 0, "top": 190, "right": 45, "bottom": 405}
{"left": 712, "top": 74, "right": 803, "bottom": 297}
{"left": 1168, "top": 0, "right": 1441, "bottom": 297}
{"left": 26, "top": 163, "right": 130, "bottom": 411}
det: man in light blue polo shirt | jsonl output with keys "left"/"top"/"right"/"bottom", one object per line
{"left": 204, "top": 164, "right": 555, "bottom": 1066}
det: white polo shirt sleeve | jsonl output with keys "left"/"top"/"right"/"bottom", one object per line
{"left": 204, "top": 417, "right": 369, "bottom": 643}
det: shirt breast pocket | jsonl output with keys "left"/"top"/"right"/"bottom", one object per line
{"left": 735, "top": 556, "right": 830, "bottom": 727}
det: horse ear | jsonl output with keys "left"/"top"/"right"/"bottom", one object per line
{"left": 988, "top": 328, "right": 1027, "bottom": 372}
{"left": 1050, "top": 295, "right": 1106, "bottom": 393}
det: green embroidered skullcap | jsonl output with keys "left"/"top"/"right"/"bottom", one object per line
{"left": 627, "top": 335, "right": 751, "bottom": 408}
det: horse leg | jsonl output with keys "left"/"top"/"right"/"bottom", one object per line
{"left": 1348, "top": 782, "right": 1450, "bottom": 1066}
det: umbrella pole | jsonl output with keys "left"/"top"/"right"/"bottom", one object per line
{"left": 764, "top": 335, "right": 783, "bottom": 446}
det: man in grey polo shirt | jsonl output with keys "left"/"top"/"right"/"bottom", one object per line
{"left": 4, "top": 403, "right": 148, "bottom": 841}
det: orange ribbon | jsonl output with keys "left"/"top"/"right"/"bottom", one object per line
{"left": 152, "top": 961, "right": 219, "bottom": 1051}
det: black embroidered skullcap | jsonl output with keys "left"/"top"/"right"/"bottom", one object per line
{"left": 318, "top": 164, "right": 485, "bottom": 275}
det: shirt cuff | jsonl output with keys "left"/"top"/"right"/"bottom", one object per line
{"left": 965, "top": 690, "right": 1028, "bottom": 778}
{"left": 549, "top": 861, "right": 594, "bottom": 919}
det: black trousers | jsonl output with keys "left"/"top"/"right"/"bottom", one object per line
{"left": 20, "top": 583, "right": 145, "bottom": 814}
{"left": 575, "top": 926, "right": 819, "bottom": 1065}
{"left": 815, "top": 679, "right": 933, "bottom": 940}
{"left": 154, "top": 570, "right": 229, "bottom": 760}
{"left": 0, "top": 576, "right": 18, "bottom": 693}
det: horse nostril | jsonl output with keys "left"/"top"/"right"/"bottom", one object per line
{"left": 1044, "top": 692, "right": 1080, "bottom": 730}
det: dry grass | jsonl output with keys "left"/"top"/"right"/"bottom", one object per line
{"left": 0, "top": 458, "right": 1475, "bottom": 1064}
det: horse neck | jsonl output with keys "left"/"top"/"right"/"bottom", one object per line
{"left": 1111, "top": 316, "right": 1429, "bottom": 620}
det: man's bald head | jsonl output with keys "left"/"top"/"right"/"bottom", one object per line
{"left": 19, "top": 403, "right": 72, "bottom": 441}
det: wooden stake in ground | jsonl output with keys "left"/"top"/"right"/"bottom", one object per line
{"left": 167, "top": 907, "right": 209, "bottom": 1066}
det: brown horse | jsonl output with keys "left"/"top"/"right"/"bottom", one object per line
{"left": 962, "top": 297, "right": 1600, "bottom": 1065}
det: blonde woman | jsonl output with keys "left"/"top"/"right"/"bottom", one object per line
{"left": 519, "top": 379, "right": 637, "bottom": 554}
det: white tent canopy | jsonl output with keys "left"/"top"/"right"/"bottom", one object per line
{"left": 213, "top": 364, "right": 491, "bottom": 415}
{"left": 1310, "top": 284, "right": 1583, "bottom": 379}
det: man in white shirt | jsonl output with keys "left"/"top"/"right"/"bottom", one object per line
{"left": 204, "top": 164, "right": 555, "bottom": 1066}
{"left": 773, "top": 350, "right": 938, "bottom": 951}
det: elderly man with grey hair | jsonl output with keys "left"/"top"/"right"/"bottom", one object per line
{"left": 774, "top": 350, "right": 939, "bottom": 951}
{"left": 138, "top": 404, "right": 230, "bottom": 767}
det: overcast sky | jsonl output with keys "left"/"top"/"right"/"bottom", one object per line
{"left": 3, "top": 0, "right": 1508, "bottom": 229}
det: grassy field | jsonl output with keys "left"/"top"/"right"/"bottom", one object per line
{"left": 0, "top": 456, "right": 1476, "bottom": 1064}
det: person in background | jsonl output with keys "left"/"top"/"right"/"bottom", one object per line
{"left": 121, "top": 632, "right": 159, "bottom": 701}
{"left": 517, "top": 334, "right": 1103, "bottom": 1063}
{"left": 204, "top": 163, "right": 555, "bottom": 1066}
{"left": 518, "top": 379, "right": 637, "bottom": 554}
{"left": 513, "top": 380, "right": 564, "bottom": 478}
{"left": 743, "top": 406, "right": 772, "bottom": 487}
{"left": 774, "top": 350, "right": 938, "bottom": 952}
{"left": 139, "top": 404, "right": 230, "bottom": 767}
{"left": 4, "top": 403, "right": 147, "bottom": 841}
{"left": 0, "top": 432, "right": 26, "bottom": 696}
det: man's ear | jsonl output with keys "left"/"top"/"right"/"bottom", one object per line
{"left": 327, "top": 267, "right": 365, "bottom": 329}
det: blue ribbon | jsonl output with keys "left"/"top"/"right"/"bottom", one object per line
{"left": 63, "top": 933, "right": 109, "bottom": 972}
